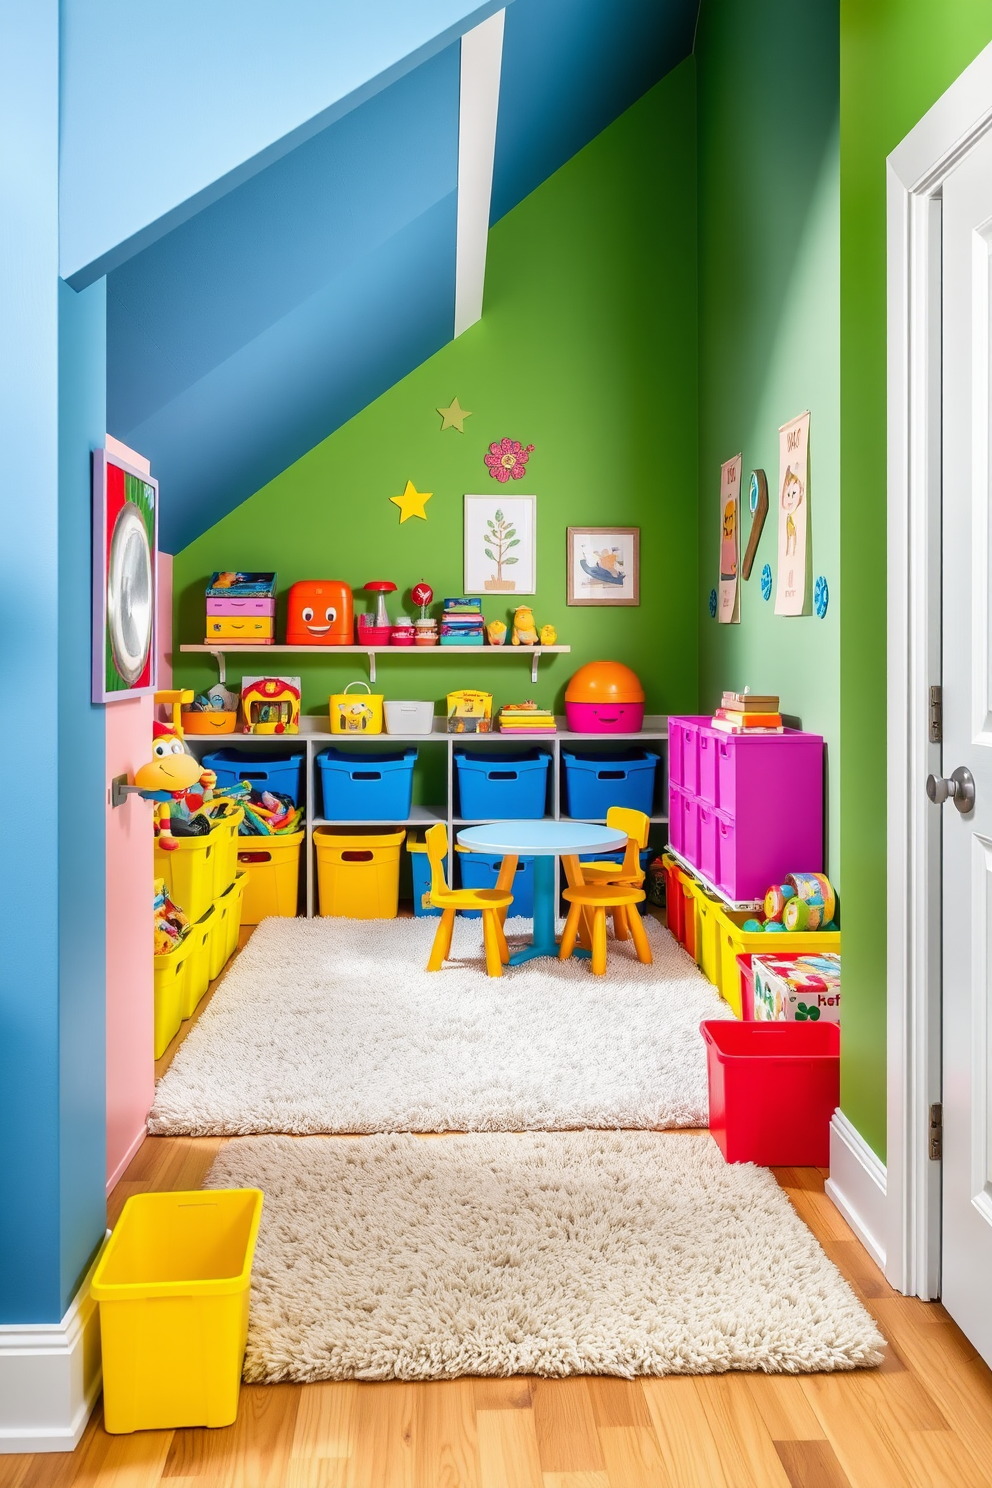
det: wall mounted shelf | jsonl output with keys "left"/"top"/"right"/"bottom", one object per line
{"left": 180, "top": 643, "right": 572, "bottom": 685}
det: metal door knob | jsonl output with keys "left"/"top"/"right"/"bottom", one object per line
{"left": 926, "top": 766, "right": 975, "bottom": 814}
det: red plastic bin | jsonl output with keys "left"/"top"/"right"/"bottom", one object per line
{"left": 701, "top": 1019, "right": 840, "bottom": 1166}
{"left": 662, "top": 856, "right": 684, "bottom": 943}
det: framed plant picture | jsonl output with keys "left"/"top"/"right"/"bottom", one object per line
{"left": 567, "top": 526, "right": 640, "bottom": 605}
{"left": 464, "top": 494, "right": 536, "bottom": 594}
{"left": 92, "top": 448, "right": 158, "bottom": 701}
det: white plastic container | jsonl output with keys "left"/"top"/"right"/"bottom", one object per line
{"left": 384, "top": 700, "right": 435, "bottom": 735}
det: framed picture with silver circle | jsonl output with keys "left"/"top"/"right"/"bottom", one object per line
{"left": 92, "top": 447, "right": 158, "bottom": 702}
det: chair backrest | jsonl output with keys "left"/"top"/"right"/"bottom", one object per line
{"left": 424, "top": 823, "right": 451, "bottom": 899}
{"left": 605, "top": 806, "right": 650, "bottom": 876}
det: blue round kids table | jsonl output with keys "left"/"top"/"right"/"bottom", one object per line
{"left": 456, "top": 820, "right": 627, "bottom": 965}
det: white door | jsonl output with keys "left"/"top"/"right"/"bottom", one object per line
{"left": 939, "top": 125, "right": 992, "bottom": 1358}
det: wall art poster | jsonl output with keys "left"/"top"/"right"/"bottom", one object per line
{"left": 92, "top": 448, "right": 158, "bottom": 702}
{"left": 464, "top": 494, "right": 536, "bottom": 594}
{"left": 775, "top": 410, "right": 810, "bottom": 616}
{"left": 566, "top": 526, "right": 640, "bottom": 605}
{"left": 718, "top": 453, "right": 742, "bottom": 624}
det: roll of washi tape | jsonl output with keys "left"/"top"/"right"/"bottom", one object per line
{"left": 742, "top": 918, "right": 764, "bottom": 933}
{"left": 764, "top": 920, "right": 787, "bottom": 932}
{"left": 783, "top": 895, "right": 825, "bottom": 932}
{"left": 786, "top": 871, "right": 836, "bottom": 924}
{"left": 764, "top": 883, "right": 796, "bottom": 921}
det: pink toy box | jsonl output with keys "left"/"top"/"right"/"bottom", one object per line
{"left": 206, "top": 597, "right": 275, "bottom": 616}
{"left": 668, "top": 715, "right": 823, "bottom": 902}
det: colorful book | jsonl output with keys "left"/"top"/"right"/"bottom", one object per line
{"left": 206, "top": 571, "right": 276, "bottom": 598}
{"left": 711, "top": 718, "right": 783, "bottom": 734}
{"left": 721, "top": 692, "right": 779, "bottom": 712}
{"left": 713, "top": 708, "right": 783, "bottom": 728}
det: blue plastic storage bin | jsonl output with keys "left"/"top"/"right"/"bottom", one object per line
{"left": 317, "top": 747, "right": 417, "bottom": 820}
{"left": 454, "top": 750, "right": 551, "bottom": 820}
{"left": 408, "top": 838, "right": 443, "bottom": 917}
{"left": 456, "top": 850, "right": 535, "bottom": 918}
{"left": 561, "top": 748, "right": 660, "bottom": 819}
{"left": 203, "top": 748, "right": 305, "bottom": 805}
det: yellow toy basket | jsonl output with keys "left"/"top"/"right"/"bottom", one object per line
{"left": 180, "top": 907, "right": 215, "bottom": 1020}
{"left": 714, "top": 902, "right": 841, "bottom": 1020}
{"left": 329, "top": 680, "right": 384, "bottom": 735}
{"left": 237, "top": 830, "right": 305, "bottom": 924}
{"left": 154, "top": 833, "right": 217, "bottom": 922}
{"left": 91, "top": 1188, "right": 263, "bottom": 1434}
{"left": 694, "top": 890, "right": 724, "bottom": 995}
{"left": 209, "top": 803, "right": 244, "bottom": 899}
{"left": 314, "top": 827, "right": 405, "bottom": 918}
{"left": 153, "top": 935, "right": 194, "bottom": 1058}
{"left": 220, "top": 870, "right": 248, "bottom": 963}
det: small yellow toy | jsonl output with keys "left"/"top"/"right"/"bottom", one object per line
{"left": 486, "top": 619, "right": 507, "bottom": 646}
{"left": 540, "top": 623, "right": 557, "bottom": 645}
{"left": 511, "top": 605, "right": 539, "bottom": 645}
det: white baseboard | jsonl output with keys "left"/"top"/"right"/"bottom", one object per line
{"left": 0, "top": 1236, "right": 106, "bottom": 1454}
{"left": 825, "top": 1109, "right": 888, "bottom": 1270}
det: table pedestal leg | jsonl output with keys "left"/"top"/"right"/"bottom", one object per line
{"left": 507, "top": 855, "right": 591, "bottom": 965}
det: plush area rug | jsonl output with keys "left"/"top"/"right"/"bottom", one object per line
{"left": 208, "top": 1130, "right": 885, "bottom": 1381}
{"left": 150, "top": 914, "right": 731, "bottom": 1136}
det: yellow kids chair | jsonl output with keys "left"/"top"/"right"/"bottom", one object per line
{"left": 425, "top": 823, "right": 515, "bottom": 978}
{"left": 574, "top": 806, "right": 651, "bottom": 942}
{"left": 559, "top": 879, "right": 653, "bottom": 976}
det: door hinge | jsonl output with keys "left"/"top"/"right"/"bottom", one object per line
{"left": 929, "top": 1102, "right": 943, "bottom": 1161}
{"left": 929, "top": 685, "right": 943, "bottom": 744}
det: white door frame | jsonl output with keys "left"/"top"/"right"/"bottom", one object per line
{"left": 886, "top": 40, "right": 992, "bottom": 1297}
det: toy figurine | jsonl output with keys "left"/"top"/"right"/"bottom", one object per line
{"left": 134, "top": 722, "right": 217, "bottom": 849}
{"left": 487, "top": 619, "right": 507, "bottom": 646}
{"left": 540, "top": 623, "right": 557, "bottom": 645}
{"left": 511, "top": 605, "right": 539, "bottom": 645}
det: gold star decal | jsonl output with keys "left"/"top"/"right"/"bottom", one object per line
{"left": 437, "top": 396, "right": 472, "bottom": 433}
{"left": 390, "top": 480, "right": 432, "bottom": 523}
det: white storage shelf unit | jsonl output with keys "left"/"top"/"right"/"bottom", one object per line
{"left": 184, "top": 716, "right": 668, "bottom": 918}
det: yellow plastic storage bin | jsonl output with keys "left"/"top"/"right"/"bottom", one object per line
{"left": 181, "top": 907, "right": 216, "bottom": 1020}
{"left": 314, "top": 827, "right": 406, "bottom": 918}
{"left": 714, "top": 902, "right": 841, "bottom": 1020}
{"left": 695, "top": 890, "right": 724, "bottom": 994}
{"left": 210, "top": 804, "right": 244, "bottom": 899}
{"left": 220, "top": 870, "right": 247, "bottom": 963}
{"left": 153, "top": 936, "right": 194, "bottom": 1058}
{"left": 237, "top": 830, "right": 304, "bottom": 925}
{"left": 154, "top": 832, "right": 217, "bottom": 922}
{"left": 208, "top": 893, "right": 232, "bottom": 981}
{"left": 678, "top": 871, "right": 703, "bottom": 967}
{"left": 91, "top": 1188, "right": 263, "bottom": 1434}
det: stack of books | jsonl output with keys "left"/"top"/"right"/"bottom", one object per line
{"left": 499, "top": 702, "right": 556, "bottom": 734}
{"left": 205, "top": 571, "right": 276, "bottom": 645}
{"left": 712, "top": 691, "right": 783, "bottom": 734}
{"left": 440, "top": 597, "right": 484, "bottom": 646}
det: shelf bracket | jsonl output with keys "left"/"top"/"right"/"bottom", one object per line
{"left": 367, "top": 650, "right": 377, "bottom": 684}
{"left": 207, "top": 648, "right": 227, "bottom": 685}
{"left": 531, "top": 650, "right": 540, "bottom": 685}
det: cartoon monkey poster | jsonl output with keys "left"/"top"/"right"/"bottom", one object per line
{"left": 717, "top": 453, "right": 742, "bottom": 624}
{"left": 775, "top": 411, "right": 810, "bottom": 616}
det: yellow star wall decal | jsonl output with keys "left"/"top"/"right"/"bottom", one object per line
{"left": 437, "top": 396, "right": 472, "bottom": 432}
{"left": 390, "top": 479, "right": 432, "bottom": 522}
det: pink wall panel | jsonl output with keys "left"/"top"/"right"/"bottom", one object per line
{"left": 157, "top": 550, "right": 173, "bottom": 693}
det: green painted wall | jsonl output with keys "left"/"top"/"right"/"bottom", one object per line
{"left": 695, "top": 0, "right": 840, "bottom": 883}
{"left": 173, "top": 66, "right": 698, "bottom": 735}
{"left": 839, "top": 1, "right": 992, "bottom": 1159}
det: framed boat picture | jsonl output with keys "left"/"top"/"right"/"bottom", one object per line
{"left": 92, "top": 447, "right": 158, "bottom": 702}
{"left": 566, "top": 526, "right": 640, "bottom": 605}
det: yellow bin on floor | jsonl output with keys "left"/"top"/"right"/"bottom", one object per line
{"left": 208, "top": 893, "right": 232, "bottom": 981}
{"left": 695, "top": 890, "right": 724, "bottom": 995}
{"left": 181, "top": 907, "right": 216, "bottom": 1020}
{"left": 154, "top": 832, "right": 217, "bottom": 922}
{"left": 237, "top": 829, "right": 304, "bottom": 925}
{"left": 91, "top": 1188, "right": 263, "bottom": 1434}
{"left": 209, "top": 803, "right": 244, "bottom": 899}
{"left": 314, "top": 827, "right": 406, "bottom": 918}
{"left": 153, "top": 935, "right": 194, "bottom": 1058}
{"left": 714, "top": 902, "right": 841, "bottom": 1021}
{"left": 219, "top": 870, "right": 248, "bottom": 963}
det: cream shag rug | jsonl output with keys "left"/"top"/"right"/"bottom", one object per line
{"left": 150, "top": 914, "right": 731, "bottom": 1136}
{"left": 208, "top": 1130, "right": 885, "bottom": 1381}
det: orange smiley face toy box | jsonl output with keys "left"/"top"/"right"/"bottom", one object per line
{"left": 285, "top": 581, "right": 353, "bottom": 646}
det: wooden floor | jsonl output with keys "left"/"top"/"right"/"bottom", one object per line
{"left": 5, "top": 929, "right": 992, "bottom": 1487}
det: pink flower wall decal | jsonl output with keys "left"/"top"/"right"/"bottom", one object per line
{"left": 484, "top": 437, "right": 535, "bottom": 483}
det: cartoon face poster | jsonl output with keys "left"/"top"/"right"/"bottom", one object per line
{"left": 775, "top": 411, "right": 810, "bottom": 615}
{"left": 717, "top": 453, "right": 742, "bottom": 624}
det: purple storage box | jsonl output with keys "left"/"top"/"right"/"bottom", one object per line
{"left": 206, "top": 596, "right": 276, "bottom": 616}
{"left": 669, "top": 785, "right": 685, "bottom": 854}
{"left": 669, "top": 716, "right": 823, "bottom": 902}
{"left": 668, "top": 722, "right": 683, "bottom": 789}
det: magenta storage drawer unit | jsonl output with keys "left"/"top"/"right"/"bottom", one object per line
{"left": 206, "top": 596, "right": 276, "bottom": 616}
{"left": 668, "top": 717, "right": 823, "bottom": 902}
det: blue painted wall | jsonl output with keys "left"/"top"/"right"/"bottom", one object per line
{"left": 61, "top": 0, "right": 508, "bottom": 287}
{"left": 490, "top": 0, "right": 698, "bottom": 222}
{"left": 0, "top": 2, "right": 107, "bottom": 1323}
{"left": 108, "top": 44, "right": 460, "bottom": 553}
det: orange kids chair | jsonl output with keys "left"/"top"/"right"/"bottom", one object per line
{"left": 559, "top": 879, "right": 653, "bottom": 976}
{"left": 425, "top": 823, "right": 514, "bottom": 977}
{"left": 574, "top": 806, "right": 651, "bottom": 941}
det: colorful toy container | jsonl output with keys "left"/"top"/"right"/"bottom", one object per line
{"left": 181, "top": 907, "right": 216, "bottom": 1019}
{"left": 454, "top": 749, "right": 551, "bottom": 819}
{"left": 203, "top": 747, "right": 305, "bottom": 805}
{"left": 285, "top": 579, "right": 353, "bottom": 645}
{"left": 560, "top": 748, "right": 660, "bottom": 819}
{"left": 701, "top": 1019, "right": 840, "bottom": 1166}
{"left": 564, "top": 661, "right": 645, "bottom": 733}
{"left": 153, "top": 936, "right": 193, "bottom": 1058}
{"left": 154, "top": 833, "right": 217, "bottom": 923}
{"left": 316, "top": 746, "right": 417, "bottom": 820}
{"left": 715, "top": 906, "right": 841, "bottom": 1020}
{"left": 329, "top": 681, "right": 384, "bottom": 734}
{"left": 314, "top": 827, "right": 405, "bottom": 918}
{"left": 91, "top": 1188, "right": 263, "bottom": 1433}
{"left": 237, "top": 830, "right": 304, "bottom": 923}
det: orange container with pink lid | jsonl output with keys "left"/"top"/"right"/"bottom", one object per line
{"left": 564, "top": 661, "right": 645, "bottom": 733}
